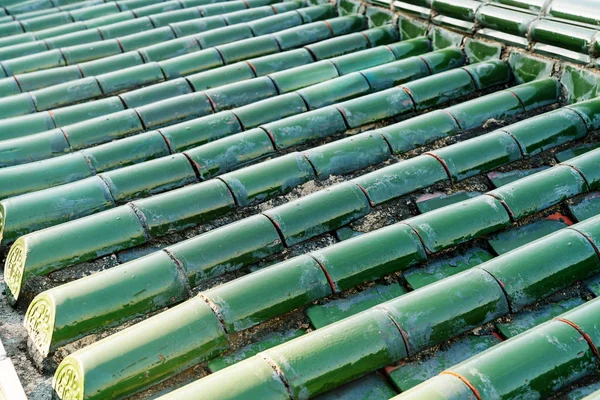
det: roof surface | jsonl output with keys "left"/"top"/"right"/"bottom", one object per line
{"left": 1, "top": 0, "right": 600, "bottom": 399}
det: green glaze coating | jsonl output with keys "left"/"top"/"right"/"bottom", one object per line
{"left": 219, "top": 152, "right": 315, "bottom": 206}
{"left": 0, "top": 154, "right": 92, "bottom": 200}
{"left": 530, "top": 19, "right": 596, "bottom": 54}
{"left": 360, "top": 56, "right": 430, "bottom": 92}
{"left": 61, "top": 40, "right": 122, "bottom": 64}
{"left": 213, "top": 36, "right": 281, "bottom": 64}
{"left": 563, "top": 148, "right": 600, "bottom": 191}
{"left": 297, "top": 72, "right": 371, "bottom": 109}
{"left": 432, "top": 0, "right": 480, "bottom": 21}
{"left": 338, "top": 87, "right": 414, "bottom": 128}
{"left": 0, "top": 92, "right": 36, "bottom": 119}
{"left": 303, "top": 132, "right": 391, "bottom": 179}
{"left": 161, "top": 111, "right": 242, "bottom": 152}
{"left": 247, "top": 12, "right": 304, "bottom": 36}
{"left": 306, "top": 31, "right": 369, "bottom": 60}
{"left": 183, "top": 128, "right": 275, "bottom": 180}
{"left": 307, "top": 284, "right": 406, "bottom": 329}
{"left": 381, "top": 268, "right": 509, "bottom": 353}
{"left": 262, "top": 308, "right": 407, "bottom": 398}
{"left": 263, "top": 106, "right": 347, "bottom": 150}
{"left": 0, "top": 177, "right": 114, "bottom": 247}
{"left": 117, "top": 27, "right": 175, "bottom": 53}
{"left": 263, "top": 182, "right": 371, "bottom": 246}
{"left": 81, "top": 130, "right": 171, "bottom": 172}
{"left": 0, "top": 111, "right": 56, "bottom": 141}
{"left": 5, "top": 206, "right": 146, "bottom": 302}
{"left": 405, "top": 195, "right": 511, "bottom": 253}
{"left": 568, "top": 214, "right": 600, "bottom": 251}
{"left": 269, "top": 60, "right": 338, "bottom": 93}
{"left": 101, "top": 154, "right": 197, "bottom": 202}
{"left": 133, "top": 179, "right": 235, "bottom": 236}
{"left": 64, "top": 109, "right": 144, "bottom": 150}
{"left": 449, "top": 321, "right": 597, "bottom": 399}
{"left": 314, "top": 223, "right": 426, "bottom": 291}
{"left": 476, "top": 5, "right": 536, "bottom": 36}
{"left": 445, "top": 90, "right": 524, "bottom": 131}
{"left": 51, "top": 97, "right": 126, "bottom": 129}
{"left": 135, "top": 91, "right": 213, "bottom": 129}
{"left": 404, "top": 247, "right": 493, "bottom": 289}
{"left": 17, "top": 65, "right": 83, "bottom": 93}
{"left": 186, "top": 63, "right": 255, "bottom": 92}
{"left": 419, "top": 47, "right": 465, "bottom": 73}
{"left": 2, "top": 49, "right": 66, "bottom": 77}
{"left": 204, "top": 76, "right": 278, "bottom": 110}
{"left": 160, "top": 356, "right": 289, "bottom": 400}
{"left": 95, "top": 62, "right": 165, "bottom": 95}
{"left": 139, "top": 36, "right": 202, "bottom": 63}
{"left": 0, "top": 128, "right": 70, "bottom": 168}
{"left": 204, "top": 254, "right": 331, "bottom": 332}
{"left": 272, "top": 19, "right": 332, "bottom": 50}
{"left": 233, "top": 92, "right": 307, "bottom": 129}
{"left": 463, "top": 59, "right": 511, "bottom": 89}
{"left": 353, "top": 155, "right": 449, "bottom": 206}
{"left": 489, "top": 165, "right": 588, "bottom": 219}
{"left": 479, "top": 229, "right": 600, "bottom": 311}
{"left": 503, "top": 108, "right": 588, "bottom": 156}
{"left": 508, "top": 79, "right": 561, "bottom": 111}
{"left": 403, "top": 68, "right": 475, "bottom": 110}
{"left": 246, "top": 47, "right": 313, "bottom": 76}
{"left": 560, "top": 299, "right": 600, "bottom": 350}
{"left": 391, "top": 375, "right": 476, "bottom": 400}
{"left": 78, "top": 52, "right": 144, "bottom": 76}
{"left": 53, "top": 297, "right": 228, "bottom": 400}
{"left": 567, "top": 97, "right": 600, "bottom": 131}
{"left": 380, "top": 110, "right": 459, "bottom": 154}
{"left": 431, "top": 130, "right": 522, "bottom": 182}
{"left": 168, "top": 214, "right": 283, "bottom": 286}
{"left": 331, "top": 46, "right": 395, "bottom": 75}
{"left": 24, "top": 250, "right": 186, "bottom": 355}
{"left": 160, "top": 48, "right": 223, "bottom": 80}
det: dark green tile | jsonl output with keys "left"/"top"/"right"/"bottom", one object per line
{"left": 306, "top": 284, "right": 407, "bottom": 329}
{"left": 487, "top": 166, "right": 550, "bottom": 187}
{"left": 555, "top": 143, "right": 600, "bottom": 162}
{"left": 404, "top": 247, "right": 494, "bottom": 290}
{"left": 314, "top": 373, "right": 398, "bottom": 400}
{"left": 496, "top": 297, "right": 585, "bottom": 338}
{"left": 415, "top": 191, "right": 482, "bottom": 213}
{"left": 488, "top": 218, "right": 568, "bottom": 255}
{"left": 569, "top": 192, "right": 600, "bottom": 222}
{"left": 208, "top": 329, "right": 306, "bottom": 372}
{"left": 388, "top": 335, "right": 499, "bottom": 392}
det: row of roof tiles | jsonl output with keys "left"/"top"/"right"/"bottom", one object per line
{"left": 4, "top": 54, "right": 512, "bottom": 300}
{"left": 1, "top": 0, "right": 600, "bottom": 398}
{"left": 386, "top": 0, "right": 600, "bottom": 65}
{"left": 46, "top": 149, "right": 600, "bottom": 399}
{"left": 0, "top": 0, "right": 248, "bottom": 31}
{"left": 16, "top": 67, "right": 600, "bottom": 398}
